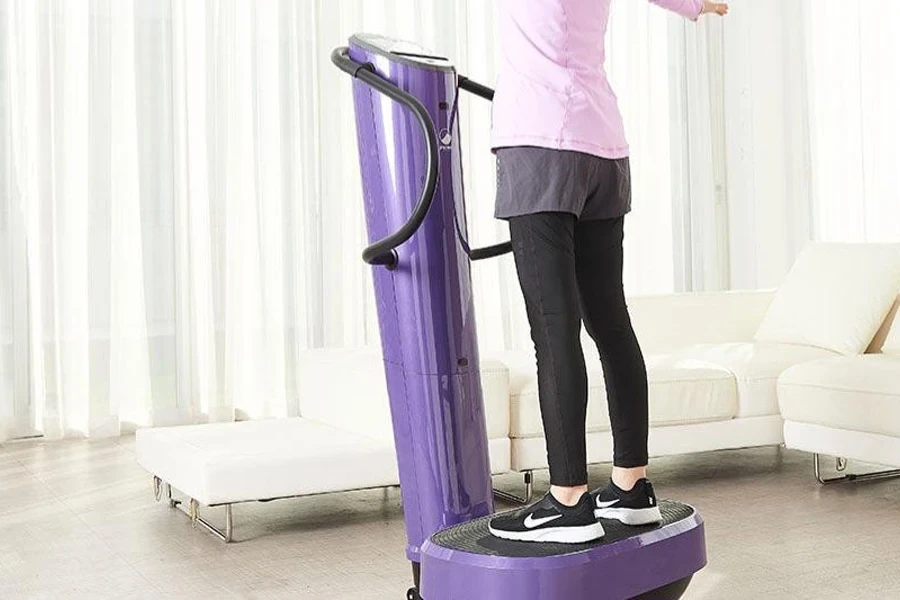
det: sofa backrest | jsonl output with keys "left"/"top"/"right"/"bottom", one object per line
{"left": 754, "top": 243, "right": 900, "bottom": 356}
{"left": 624, "top": 290, "right": 775, "bottom": 354}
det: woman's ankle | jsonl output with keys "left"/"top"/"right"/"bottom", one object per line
{"left": 611, "top": 466, "right": 648, "bottom": 492}
{"left": 550, "top": 484, "right": 589, "bottom": 507}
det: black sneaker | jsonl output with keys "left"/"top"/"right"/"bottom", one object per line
{"left": 592, "top": 478, "right": 662, "bottom": 526}
{"left": 488, "top": 492, "right": 605, "bottom": 543}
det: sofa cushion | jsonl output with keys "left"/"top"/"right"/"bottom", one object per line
{"left": 624, "top": 291, "right": 775, "bottom": 354}
{"left": 668, "top": 342, "right": 838, "bottom": 417}
{"left": 779, "top": 355, "right": 900, "bottom": 438}
{"left": 502, "top": 350, "right": 738, "bottom": 439}
{"left": 754, "top": 243, "right": 900, "bottom": 356}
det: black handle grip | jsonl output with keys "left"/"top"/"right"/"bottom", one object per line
{"left": 458, "top": 76, "right": 495, "bottom": 102}
{"left": 332, "top": 47, "right": 439, "bottom": 270}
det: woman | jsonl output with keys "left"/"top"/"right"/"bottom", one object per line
{"left": 488, "top": 0, "right": 729, "bottom": 544}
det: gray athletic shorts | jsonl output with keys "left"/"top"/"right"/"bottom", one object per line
{"left": 494, "top": 146, "right": 631, "bottom": 221}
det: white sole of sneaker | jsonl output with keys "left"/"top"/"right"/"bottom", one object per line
{"left": 488, "top": 521, "right": 606, "bottom": 544}
{"left": 594, "top": 506, "right": 662, "bottom": 526}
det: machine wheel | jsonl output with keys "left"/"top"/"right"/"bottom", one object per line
{"left": 406, "top": 588, "right": 422, "bottom": 600}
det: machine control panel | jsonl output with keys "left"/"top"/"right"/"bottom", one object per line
{"left": 351, "top": 33, "right": 454, "bottom": 71}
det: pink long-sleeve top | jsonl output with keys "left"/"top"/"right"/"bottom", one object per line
{"left": 492, "top": 0, "right": 703, "bottom": 159}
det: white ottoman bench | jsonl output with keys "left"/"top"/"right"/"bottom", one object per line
{"left": 136, "top": 418, "right": 399, "bottom": 542}
{"left": 136, "top": 348, "right": 513, "bottom": 542}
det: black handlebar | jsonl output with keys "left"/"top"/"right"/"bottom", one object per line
{"left": 456, "top": 78, "right": 512, "bottom": 261}
{"left": 332, "top": 46, "right": 439, "bottom": 270}
{"left": 332, "top": 46, "right": 511, "bottom": 268}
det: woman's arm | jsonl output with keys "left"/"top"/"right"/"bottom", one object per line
{"left": 648, "top": 0, "right": 729, "bottom": 20}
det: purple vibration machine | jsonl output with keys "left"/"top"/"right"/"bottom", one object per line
{"left": 332, "top": 34, "right": 707, "bottom": 600}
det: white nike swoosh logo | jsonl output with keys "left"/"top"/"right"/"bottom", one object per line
{"left": 596, "top": 499, "right": 620, "bottom": 509}
{"left": 523, "top": 514, "right": 563, "bottom": 529}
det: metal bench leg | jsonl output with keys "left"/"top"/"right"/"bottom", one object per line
{"left": 186, "top": 498, "right": 233, "bottom": 543}
{"left": 493, "top": 470, "right": 534, "bottom": 505}
{"left": 154, "top": 477, "right": 234, "bottom": 543}
{"left": 814, "top": 453, "right": 900, "bottom": 485}
{"left": 165, "top": 482, "right": 178, "bottom": 508}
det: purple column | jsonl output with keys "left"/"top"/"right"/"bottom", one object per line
{"left": 347, "top": 35, "right": 494, "bottom": 563}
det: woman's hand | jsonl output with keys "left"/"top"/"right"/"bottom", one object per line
{"left": 700, "top": 1, "right": 729, "bottom": 16}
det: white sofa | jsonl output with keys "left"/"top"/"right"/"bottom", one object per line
{"left": 497, "top": 289, "right": 832, "bottom": 476}
{"left": 505, "top": 243, "right": 900, "bottom": 486}
{"left": 779, "top": 295, "right": 900, "bottom": 481}
{"left": 312, "top": 243, "right": 900, "bottom": 490}
{"left": 136, "top": 242, "right": 900, "bottom": 540}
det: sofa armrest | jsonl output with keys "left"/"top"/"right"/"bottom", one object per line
{"left": 624, "top": 290, "right": 776, "bottom": 354}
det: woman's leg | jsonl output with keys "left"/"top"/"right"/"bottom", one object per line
{"left": 508, "top": 212, "right": 590, "bottom": 504}
{"left": 574, "top": 216, "right": 650, "bottom": 491}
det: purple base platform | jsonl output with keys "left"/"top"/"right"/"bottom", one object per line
{"left": 420, "top": 501, "right": 706, "bottom": 600}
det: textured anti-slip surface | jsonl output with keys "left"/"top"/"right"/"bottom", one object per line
{"left": 430, "top": 500, "right": 694, "bottom": 558}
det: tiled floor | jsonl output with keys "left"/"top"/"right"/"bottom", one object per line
{"left": 1, "top": 437, "right": 899, "bottom": 599}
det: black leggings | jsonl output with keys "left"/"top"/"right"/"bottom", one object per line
{"left": 509, "top": 213, "right": 649, "bottom": 487}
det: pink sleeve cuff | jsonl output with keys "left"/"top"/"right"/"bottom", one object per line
{"left": 650, "top": 0, "right": 704, "bottom": 20}
{"left": 687, "top": 0, "right": 704, "bottom": 19}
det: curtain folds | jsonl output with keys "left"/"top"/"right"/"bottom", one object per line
{"left": 1, "top": 0, "right": 701, "bottom": 440}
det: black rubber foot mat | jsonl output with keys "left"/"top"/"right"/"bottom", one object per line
{"left": 429, "top": 500, "right": 694, "bottom": 558}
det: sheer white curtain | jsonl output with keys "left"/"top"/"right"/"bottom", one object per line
{"left": 3, "top": 0, "right": 322, "bottom": 440}
{"left": 608, "top": 0, "right": 686, "bottom": 296}
{"left": 805, "top": 0, "right": 900, "bottom": 243}
{"left": 718, "top": 0, "right": 813, "bottom": 289}
{"left": 1, "top": 0, "right": 696, "bottom": 441}
{"left": 718, "top": 0, "right": 900, "bottom": 288}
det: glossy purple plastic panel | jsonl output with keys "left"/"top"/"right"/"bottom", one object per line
{"left": 347, "top": 35, "right": 493, "bottom": 563}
